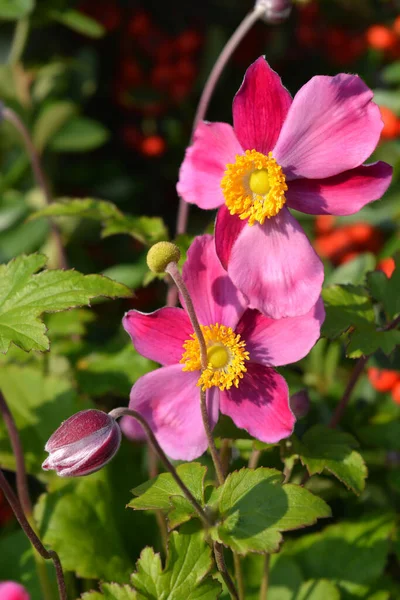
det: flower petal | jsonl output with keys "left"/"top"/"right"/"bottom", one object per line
{"left": 121, "top": 365, "right": 219, "bottom": 461}
{"left": 182, "top": 234, "right": 247, "bottom": 328}
{"left": 228, "top": 208, "right": 324, "bottom": 318}
{"left": 286, "top": 162, "right": 392, "bottom": 215}
{"left": 237, "top": 297, "right": 324, "bottom": 367}
{"left": 215, "top": 205, "right": 247, "bottom": 270}
{"left": 273, "top": 74, "right": 383, "bottom": 179}
{"left": 123, "top": 307, "right": 192, "bottom": 365}
{"left": 220, "top": 363, "right": 294, "bottom": 443}
{"left": 233, "top": 56, "right": 292, "bottom": 154}
{"left": 177, "top": 121, "right": 243, "bottom": 209}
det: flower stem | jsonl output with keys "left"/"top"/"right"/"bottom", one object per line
{"left": 175, "top": 6, "right": 264, "bottom": 239}
{"left": 329, "top": 355, "right": 368, "bottom": 429}
{"left": 8, "top": 18, "right": 30, "bottom": 65}
{"left": 213, "top": 542, "right": 239, "bottom": 600}
{"left": 2, "top": 107, "right": 68, "bottom": 270}
{"left": 0, "top": 469, "right": 67, "bottom": 600}
{"left": 0, "top": 392, "right": 32, "bottom": 517}
{"left": 165, "top": 261, "right": 225, "bottom": 485}
{"left": 259, "top": 554, "right": 270, "bottom": 600}
{"left": 109, "top": 408, "right": 212, "bottom": 528}
{"left": 233, "top": 552, "right": 245, "bottom": 600}
{"left": 147, "top": 443, "right": 168, "bottom": 552}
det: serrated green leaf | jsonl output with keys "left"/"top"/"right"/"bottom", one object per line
{"left": 81, "top": 583, "right": 137, "bottom": 599}
{"left": 297, "top": 425, "right": 368, "bottom": 495}
{"left": 284, "top": 513, "right": 395, "bottom": 585}
{"left": 347, "top": 324, "right": 400, "bottom": 358}
{"left": 130, "top": 463, "right": 207, "bottom": 528}
{"left": 339, "top": 581, "right": 391, "bottom": 600}
{"left": 0, "top": 364, "right": 92, "bottom": 475}
{"left": 0, "top": 253, "right": 131, "bottom": 353}
{"left": 0, "top": 0, "right": 34, "bottom": 20}
{"left": 326, "top": 253, "right": 376, "bottom": 286}
{"left": 131, "top": 524, "right": 221, "bottom": 600}
{"left": 51, "top": 9, "right": 105, "bottom": 38}
{"left": 31, "top": 198, "right": 168, "bottom": 245}
{"left": 33, "top": 101, "right": 77, "bottom": 152}
{"left": 50, "top": 117, "right": 109, "bottom": 152}
{"left": 322, "top": 284, "right": 375, "bottom": 340}
{"left": 211, "top": 468, "right": 331, "bottom": 554}
{"left": 367, "top": 256, "right": 400, "bottom": 319}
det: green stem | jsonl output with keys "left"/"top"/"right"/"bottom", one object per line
{"left": 8, "top": 18, "right": 30, "bottom": 65}
{"left": 213, "top": 542, "right": 239, "bottom": 600}
{"left": 259, "top": 554, "right": 270, "bottom": 600}
{"left": 233, "top": 552, "right": 245, "bottom": 600}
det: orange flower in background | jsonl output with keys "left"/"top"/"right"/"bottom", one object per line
{"left": 377, "top": 257, "right": 396, "bottom": 278}
{"left": 314, "top": 222, "right": 383, "bottom": 265}
{"left": 380, "top": 106, "right": 400, "bottom": 140}
{"left": 391, "top": 381, "right": 400, "bottom": 404}
{"left": 366, "top": 24, "right": 397, "bottom": 51}
{"left": 141, "top": 135, "right": 166, "bottom": 157}
{"left": 368, "top": 367, "right": 400, "bottom": 393}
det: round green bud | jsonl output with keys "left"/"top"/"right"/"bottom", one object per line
{"left": 146, "top": 242, "right": 181, "bottom": 273}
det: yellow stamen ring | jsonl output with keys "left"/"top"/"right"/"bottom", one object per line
{"left": 221, "top": 149, "right": 287, "bottom": 226}
{"left": 180, "top": 323, "right": 249, "bottom": 391}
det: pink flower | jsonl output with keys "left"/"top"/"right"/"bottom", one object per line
{"left": 121, "top": 234, "right": 324, "bottom": 460}
{"left": 0, "top": 582, "right": 30, "bottom": 600}
{"left": 177, "top": 57, "right": 392, "bottom": 319}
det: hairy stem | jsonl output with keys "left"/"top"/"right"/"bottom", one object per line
{"left": 213, "top": 542, "right": 239, "bottom": 600}
{"left": 259, "top": 554, "right": 270, "bottom": 600}
{"left": 200, "top": 389, "right": 225, "bottom": 486}
{"left": 233, "top": 551, "right": 245, "bottom": 600}
{"left": 0, "top": 469, "right": 67, "bottom": 600}
{"left": 148, "top": 443, "right": 168, "bottom": 552}
{"left": 329, "top": 355, "right": 368, "bottom": 429}
{"left": 2, "top": 107, "right": 67, "bottom": 269}
{"left": 109, "top": 408, "right": 211, "bottom": 528}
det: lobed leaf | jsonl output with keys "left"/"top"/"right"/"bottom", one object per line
{"left": 210, "top": 468, "right": 331, "bottom": 554}
{"left": 322, "top": 284, "right": 375, "bottom": 340}
{"left": 0, "top": 253, "right": 131, "bottom": 353}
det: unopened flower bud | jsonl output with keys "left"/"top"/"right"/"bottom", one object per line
{"left": 0, "top": 581, "right": 30, "bottom": 600}
{"left": 289, "top": 389, "right": 310, "bottom": 419}
{"left": 42, "top": 410, "right": 121, "bottom": 477}
{"left": 255, "top": 0, "right": 292, "bottom": 24}
{"left": 147, "top": 241, "right": 181, "bottom": 273}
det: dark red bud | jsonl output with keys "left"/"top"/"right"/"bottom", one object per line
{"left": 255, "top": 0, "right": 292, "bottom": 24}
{"left": 289, "top": 389, "right": 310, "bottom": 419}
{"left": 0, "top": 581, "right": 30, "bottom": 600}
{"left": 42, "top": 410, "right": 121, "bottom": 477}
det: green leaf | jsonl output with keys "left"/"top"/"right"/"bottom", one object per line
{"left": 297, "top": 425, "right": 368, "bottom": 495}
{"left": 131, "top": 524, "right": 221, "bottom": 599}
{"left": 33, "top": 101, "right": 77, "bottom": 152}
{"left": 0, "top": 0, "right": 34, "bottom": 20}
{"left": 51, "top": 9, "right": 105, "bottom": 38}
{"left": 50, "top": 117, "right": 110, "bottom": 152}
{"left": 382, "top": 61, "right": 400, "bottom": 84}
{"left": 374, "top": 90, "right": 400, "bottom": 115}
{"left": 34, "top": 470, "right": 133, "bottom": 582}
{"left": 211, "top": 468, "right": 331, "bottom": 554}
{"left": 322, "top": 284, "right": 375, "bottom": 340}
{"left": 76, "top": 344, "right": 155, "bottom": 398}
{"left": 326, "top": 254, "right": 376, "bottom": 286}
{"left": 81, "top": 583, "right": 137, "bottom": 599}
{"left": 367, "top": 256, "right": 400, "bottom": 319}
{"left": 0, "top": 253, "right": 131, "bottom": 353}
{"left": 347, "top": 324, "right": 400, "bottom": 358}
{"left": 284, "top": 513, "right": 395, "bottom": 585}
{"left": 0, "top": 364, "right": 92, "bottom": 475}
{"left": 129, "top": 463, "right": 207, "bottom": 528}
{"left": 31, "top": 198, "right": 168, "bottom": 245}
{"left": 297, "top": 580, "right": 340, "bottom": 600}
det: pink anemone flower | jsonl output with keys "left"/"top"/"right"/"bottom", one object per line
{"left": 121, "top": 234, "right": 324, "bottom": 460}
{"left": 177, "top": 57, "right": 392, "bottom": 319}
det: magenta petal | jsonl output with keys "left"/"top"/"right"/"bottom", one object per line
{"left": 182, "top": 234, "right": 247, "bottom": 329}
{"left": 177, "top": 121, "right": 243, "bottom": 209}
{"left": 237, "top": 297, "right": 324, "bottom": 367}
{"left": 215, "top": 205, "right": 247, "bottom": 270}
{"left": 228, "top": 208, "right": 324, "bottom": 319}
{"left": 274, "top": 74, "right": 383, "bottom": 179}
{"left": 220, "top": 363, "right": 294, "bottom": 443}
{"left": 0, "top": 582, "right": 30, "bottom": 600}
{"left": 123, "top": 307, "right": 192, "bottom": 365}
{"left": 286, "top": 162, "right": 393, "bottom": 215}
{"left": 123, "top": 365, "right": 219, "bottom": 460}
{"left": 233, "top": 56, "right": 292, "bottom": 154}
